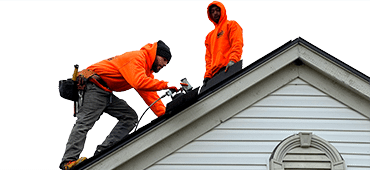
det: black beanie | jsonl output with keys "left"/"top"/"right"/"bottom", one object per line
{"left": 156, "top": 40, "right": 172, "bottom": 63}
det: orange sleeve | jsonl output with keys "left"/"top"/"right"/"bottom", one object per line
{"left": 118, "top": 56, "right": 168, "bottom": 91}
{"left": 204, "top": 32, "right": 213, "bottom": 79}
{"left": 228, "top": 21, "right": 243, "bottom": 63}
{"left": 136, "top": 89, "right": 166, "bottom": 117}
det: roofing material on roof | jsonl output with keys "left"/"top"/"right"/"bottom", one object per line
{"left": 73, "top": 37, "right": 370, "bottom": 170}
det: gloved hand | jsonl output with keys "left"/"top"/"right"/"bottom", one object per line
{"left": 180, "top": 83, "right": 189, "bottom": 87}
{"left": 225, "top": 61, "right": 235, "bottom": 72}
{"left": 168, "top": 86, "right": 179, "bottom": 92}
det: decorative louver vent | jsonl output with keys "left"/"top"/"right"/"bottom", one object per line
{"left": 270, "top": 132, "right": 346, "bottom": 170}
{"left": 283, "top": 147, "right": 331, "bottom": 169}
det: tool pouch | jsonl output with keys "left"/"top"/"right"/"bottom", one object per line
{"left": 77, "top": 69, "right": 96, "bottom": 90}
{"left": 58, "top": 69, "right": 95, "bottom": 101}
{"left": 59, "top": 79, "right": 78, "bottom": 101}
{"left": 77, "top": 76, "right": 86, "bottom": 91}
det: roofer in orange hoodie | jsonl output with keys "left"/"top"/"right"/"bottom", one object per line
{"left": 203, "top": 1, "right": 243, "bottom": 86}
{"left": 60, "top": 40, "right": 180, "bottom": 170}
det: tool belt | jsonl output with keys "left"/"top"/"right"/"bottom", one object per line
{"left": 59, "top": 69, "right": 111, "bottom": 101}
{"left": 78, "top": 69, "right": 111, "bottom": 93}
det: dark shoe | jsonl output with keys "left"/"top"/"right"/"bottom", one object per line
{"left": 94, "top": 149, "right": 102, "bottom": 156}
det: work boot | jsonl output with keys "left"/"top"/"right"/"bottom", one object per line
{"left": 94, "top": 145, "right": 109, "bottom": 156}
{"left": 94, "top": 149, "right": 102, "bottom": 156}
{"left": 62, "top": 157, "right": 87, "bottom": 170}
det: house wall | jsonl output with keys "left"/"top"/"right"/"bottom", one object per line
{"left": 147, "top": 78, "right": 370, "bottom": 170}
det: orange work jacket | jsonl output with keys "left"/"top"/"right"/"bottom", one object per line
{"left": 87, "top": 42, "right": 168, "bottom": 117}
{"left": 204, "top": 1, "right": 243, "bottom": 79}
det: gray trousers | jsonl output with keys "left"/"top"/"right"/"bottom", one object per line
{"left": 61, "top": 82, "right": 138, "bottom": 166}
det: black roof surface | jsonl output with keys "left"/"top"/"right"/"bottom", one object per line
{"left": 74, "top": 37, "right": 370, "bottom": 170}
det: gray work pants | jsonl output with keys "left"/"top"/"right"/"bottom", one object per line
{"left": 60, "top": 82, "right": 138, "bottom": 166}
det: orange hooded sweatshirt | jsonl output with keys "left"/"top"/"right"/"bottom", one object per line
{"left": 204, "top": 1, "right": 243, "bottom": 79}
{"left": 87, "top": 42, "right": 169, "bottom": 117}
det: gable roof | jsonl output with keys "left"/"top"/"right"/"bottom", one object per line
{"left": 74, "top": 37, "right": 370, "bottom": 170}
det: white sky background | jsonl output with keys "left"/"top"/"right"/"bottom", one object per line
{"left": 0, "top": 0, "right": 370, "bottom": 2}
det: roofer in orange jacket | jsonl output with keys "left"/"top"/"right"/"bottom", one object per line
{"left": 60, "top": 40, "right": 179, "bottom": 170}
{"left": 203, "top": 1, "right": 243, "bottom": 86}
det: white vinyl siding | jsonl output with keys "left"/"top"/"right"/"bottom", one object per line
{"left": 148, "top": 78, "right": 370, "bottom": 170}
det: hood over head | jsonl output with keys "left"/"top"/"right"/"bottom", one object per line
{"left": 207, "top": 1, "right": 227, "bottom": 26}
{"left": 140, "top": 42, "right": 158, "bottom": 72}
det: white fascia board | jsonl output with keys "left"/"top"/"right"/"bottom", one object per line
{"left": 297, "top": 44, "right": 370, "bottom": 100}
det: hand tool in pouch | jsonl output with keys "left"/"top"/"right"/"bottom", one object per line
{"left": 72, "top": 64, "right": 78, "bottom": 117}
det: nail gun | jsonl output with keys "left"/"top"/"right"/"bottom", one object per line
{"left": 166, "top": 78, "right": 193, "bottom": 98}
{"left": 134, "top": 78, "right": 192, "bottom": 131}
